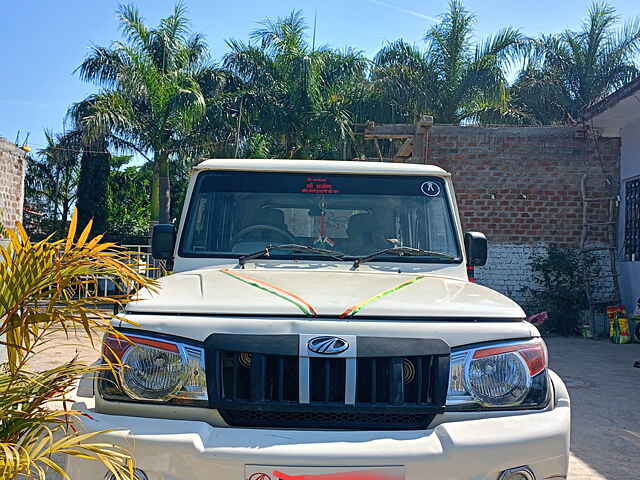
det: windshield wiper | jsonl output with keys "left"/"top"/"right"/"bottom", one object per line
{"left": 352, "top": 246, "right": 458, "bottom": 269}
{"left": 238, "top": 244, "right": 345, "bottom": 266}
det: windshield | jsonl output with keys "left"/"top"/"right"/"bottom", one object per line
{"left": 178, "top": 171, "right": 461, "bottom": 262}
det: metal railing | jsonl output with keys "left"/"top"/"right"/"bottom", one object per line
{"left": 77, "top": 244, "right": 168, "bottom": 298}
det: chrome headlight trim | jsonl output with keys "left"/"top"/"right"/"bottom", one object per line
{"left": 101, "top": 332, "right": 207, "bottom": 404}
{"left": 446, "top": 338, "right": 548, "bottom": 409}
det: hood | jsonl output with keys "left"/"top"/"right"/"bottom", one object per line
{"left": 127, "top": 266, "right": 525, "bottom": 319}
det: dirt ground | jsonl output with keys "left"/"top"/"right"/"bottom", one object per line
{"left": 33, "top": 332, "right": 640, "bottom": 480}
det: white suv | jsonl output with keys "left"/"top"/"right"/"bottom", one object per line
{"left": 70, "top": 159, "right": 570, "bottom": 480}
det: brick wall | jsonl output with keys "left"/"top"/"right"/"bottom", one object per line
{"left": 0, "top": 138, "right": 27, "bottom": 230}
{"left": 424, "top": 126, "right": 620, "bottom": 309}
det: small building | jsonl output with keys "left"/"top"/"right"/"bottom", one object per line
{"left": 583, "top": 78, "right": 640, "bottom": 314}
{"left": 0, "top": 137, "right": 26, "bottom": 363}
{"left": 0, "top": 137, "right": 27, "bottom": 231}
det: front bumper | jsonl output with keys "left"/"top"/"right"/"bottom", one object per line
{"left": 66, "top": 372, "right": 570, "bottom": 480}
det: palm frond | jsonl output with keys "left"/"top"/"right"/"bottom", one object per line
{"left": 251, "top": 10, "right": 307, "bottom": 54}
{"left": 475, "top": 27, "right": 524, "bottom": 67}
{"left": 117, "top": 3, "right": 151, "bottom": 50}
{"left": 75, "top": 46, "right": 129, "bottom": 88}
{"left": 0, "top": 211, "right": 155, "bottom": 479}
{"left": 513, "top": 1, "right": 640, "bottom": 123}
{"left": 159, "top": 1, "right": 190, "bottom": 42}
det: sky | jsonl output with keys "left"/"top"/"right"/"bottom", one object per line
{"left": 1, "top": 0, "right": 639, "bottom": 153}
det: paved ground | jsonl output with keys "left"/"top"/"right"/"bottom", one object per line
{"left": 546, "top": 336, "right": 640, "bottom": 479}
{"left": 32, "top": 332, "right": 640, "bottom": 479}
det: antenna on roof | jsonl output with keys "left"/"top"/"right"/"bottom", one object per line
{"left": 312, "top": 9, "right": 317, "bottom": 52}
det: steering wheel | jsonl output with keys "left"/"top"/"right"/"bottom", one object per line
{"left": 233, "top": 224, "right": 296, "bottom": 244}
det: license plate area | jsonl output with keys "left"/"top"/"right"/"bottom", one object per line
{"left": 245, "top": 465, "right": 405, "bottom": 480}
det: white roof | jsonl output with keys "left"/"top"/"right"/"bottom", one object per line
{"left": 194, "top": 158, "right": 449, "bottom": 177}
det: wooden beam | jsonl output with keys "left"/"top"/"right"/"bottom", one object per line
{"left": 355, "top": 116, "right": 434, "bottom": 163}
{"left": 373, "top": 139, "right": 384, "bottom": 162}
{"left": 392, "top": 138, "right": 413, "bottom": 163}
{"left": 412, "top": 116, "right": 433, "bottom": 164}
{"left": 363, "top": 124, "right": 415, "bottom": 138}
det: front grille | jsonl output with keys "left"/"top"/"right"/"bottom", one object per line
{"left": 205, "top": 334, "right": 450, "bottom": 430}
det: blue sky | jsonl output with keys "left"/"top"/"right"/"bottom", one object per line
{"left": 1, "top": 0, "right": 639, "bottom": 153}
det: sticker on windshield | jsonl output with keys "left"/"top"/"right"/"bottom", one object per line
{"left": 420, "top": 181, "right": 441, "bottom": 197}
{"left": 301, "top": 177, "right": 340, "bottom": 194}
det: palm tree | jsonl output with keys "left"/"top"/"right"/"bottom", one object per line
{"left": 71, "top": 3, "right": 231, "bottom": 224}
{"left": 370, "top": 40, "right": 437, "bottom": 123}
{"left": 224, "top": 11, "right": 369, "bottom": 159}
{"left": 371, "top": 0, "right": 523, "bottom": 124}
{"left": 512, "top": 1, "right": 640, "bottom": 124}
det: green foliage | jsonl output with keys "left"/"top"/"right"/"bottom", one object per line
{"left": 512, "top": 1, "right": 640, "bottom": 123}
{"left": 224, "top": 10, "right": 369, "bottom": 159}
{"left": 0, "top": 211, "right": 155, "bottom": 479}
{"left": 371, "top": 0, "right": 525, "bottom": 124}
{"left": 169, "top": 158, "right": 193, "bottom": 222}
{"left": 526, "top": 247, "right": 600, "bottom": 336}
{"left": 77, "top": 138, "right": 111, "bottom": 234}
{"left": 71, "top": 2, "right": 234, "bottom": 223}
{"left": 107, "top": 159, "right": 152, "bottom": 236}
{"left": 242, "top": 133, "right": 272, "bottom": 158}
{"left": 24, "top": 131, "right": 80, "bottom": 239}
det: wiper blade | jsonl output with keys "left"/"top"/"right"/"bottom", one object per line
{"left": 352, "top": 246, "right": 457, "bottom": 269}
{"left": 238, "top": 244, "right": 345, "bottom": 266}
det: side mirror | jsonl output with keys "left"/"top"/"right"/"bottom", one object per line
{"left": 464, "top": 232, "right": 487, "bottom": 266}
{"left": 152, "top": 224, "right": 175, "bottom": 260}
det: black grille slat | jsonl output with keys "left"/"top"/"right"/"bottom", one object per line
{"left": 277, "top": 357, "right": 285, "bottom": 401}
{"left": 416, "top": 357, "right": 423, "bottom": 402}
{"left": 250, "top": 354, "right": 266, "bottom": 402}
{"left": 232, "top": 353, "right": 239, "bottom": 399}
{"left": 310, "top": 358, "right": 345, "bottom": 403}
{"left": 426, "top": 356, "right": 435, "bottom": 403}
{"left": 390, "top": 357, "right": 404, "bottom": 405}
{"left": 324, "top": 360, "right": 331, "bottom": 402}
{"left": 371, "top": 359, "right": 377, "bottom": 403}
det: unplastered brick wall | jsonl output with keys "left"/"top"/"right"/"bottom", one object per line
{"left": 424, "top": 126, "right": 620, "bottom": 308}
{"left": 0, "top": 138, "right": 26, "bottom": 230}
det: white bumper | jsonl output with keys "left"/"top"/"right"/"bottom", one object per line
{"left": 66, "top": 372, "right": 570, "bottom": 480}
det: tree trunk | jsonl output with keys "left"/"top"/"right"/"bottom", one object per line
{"left": 77, "top": 138, "right": 110, "bottom": 235}
{"left": 157, "top": 152, "right": 171, "bottom": 224}
{"left": 151, "top": 165, "right": 160, "bottom": 224}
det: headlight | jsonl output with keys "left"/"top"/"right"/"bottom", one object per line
{"left": 99, "top": 332, "right": 207, "bottom": 405}
{"left": 446, "top": 338, "right": 548, "bottom": 409}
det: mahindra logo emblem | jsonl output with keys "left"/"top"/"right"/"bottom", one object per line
{"left": 248, "top": 474, "right": 271, "bottom": 480}
{"left": 307, "top": 336, "right": 349, "bottom": 354}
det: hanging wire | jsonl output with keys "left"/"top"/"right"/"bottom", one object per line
{"left": 21, "top": 140, "right": 224, "bottom": 156}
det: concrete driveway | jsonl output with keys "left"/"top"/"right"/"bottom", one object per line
{"left": 546, "top": 336, "right": 640, "bottom": 479}
{"left": 31, "top": 332, "right": 640, "bottom": 479}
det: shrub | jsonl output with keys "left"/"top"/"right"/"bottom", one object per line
{"left": 526, "top": 246, "right": 599, "bottom": 336}
{"left": 0, "top": 210, "right": 154, "bottom": 479}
